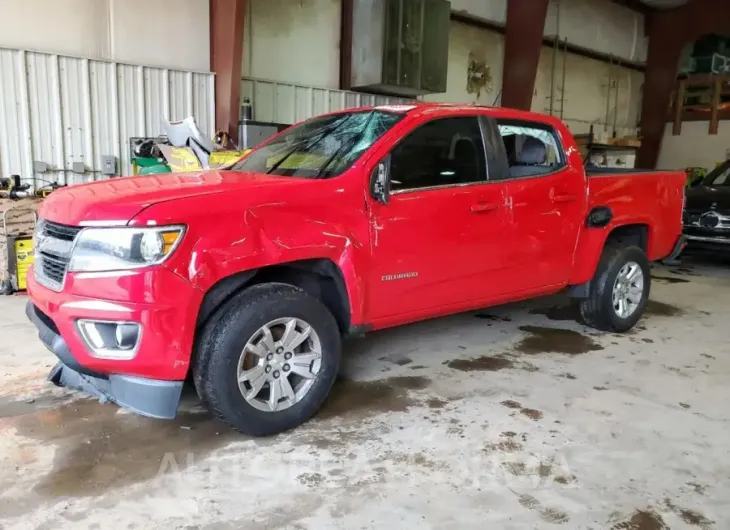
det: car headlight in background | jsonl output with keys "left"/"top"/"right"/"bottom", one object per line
{"left": 68, "top": 225, "right": 185, "bottom": 272}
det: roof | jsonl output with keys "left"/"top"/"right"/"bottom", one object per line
{"left": 374, "top": 102, "right": 567, "bottom": 127}
{"left": 311, "top": 101, "right": 567, "bottom": 130}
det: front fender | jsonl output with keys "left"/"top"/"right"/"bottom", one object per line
{"left": 165, "top": 207, "right": 369, "bottom": 325}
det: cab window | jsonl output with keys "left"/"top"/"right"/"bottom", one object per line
{"left": 389, "top": 117, "right": 486, "bottom": 192}
{"left": 497, "top": 121, "right": 565, "bottom": 179}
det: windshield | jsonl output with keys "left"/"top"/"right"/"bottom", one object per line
{"left": 232, "top": 110, "right": 404, "bottom": 177}
{"left": 703, "top": 160, "right": 730, "bottom": 187}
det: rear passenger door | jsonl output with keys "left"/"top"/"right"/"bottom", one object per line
{"left": 496, "top": 120, "right": 585, "bottom": 289}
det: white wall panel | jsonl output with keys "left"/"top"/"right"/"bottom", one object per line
{"left": 532, "top": 46, "right": 643, "bottom": 138}
{"left": 242, "top": 0, "right": 645, "bottom": 97}
{"left": 0, "top": 47, "right": 215, "bottom": 187}
{"left": 0, "top": 0, "right": 209, "bottom": 72}
{"left": 109, "top": 0, "right": 210, "bottom": 71}
{"left": 544, "top": 0, "right": 647, "bottom": 63}
{"left": 0, "top": 49, "right": 33, "bottom": 186}
{"left": 657, "top": 122, "right": 730, "bottom": 170}
{"left": 241, "top": 77, "right": 412, "bottom": 125}
{"left": 451, "top": 0, "right": 647, "bottom": 64}
{"left": 449, "top": 0, "right": 507, "bottom": 25}
{"left": 423, "top": 21, "right": 504, "bottom": 106}
{"left": 243, "top": 0, "right": 341, "bottom": 89}
{"left": 89, "top": 61, "right": 121, "bottom": 180}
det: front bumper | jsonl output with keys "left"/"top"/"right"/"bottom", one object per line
{"left": 48, "top": 361, "right": 184, "bottom": 419}
{"left": 27, "top": 301, "right": 185, "bottom": 419}
{"left": 25, "top": 266, "right": 203, "bottom": 418}
{"left": 662, "top": 234, "right": 687, "bottom": 264}
{"left": 683, "top": 233, "right": 730, "bottom": 254}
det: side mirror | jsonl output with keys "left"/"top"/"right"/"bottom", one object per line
{"left": 371, "top": 155, "right": 391, "bottom": 204}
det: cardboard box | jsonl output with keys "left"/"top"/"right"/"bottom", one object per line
{"left": 1, "top": 198, "right": 39, "bottom": 284}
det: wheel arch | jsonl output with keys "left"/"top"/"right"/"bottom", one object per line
{"left": 568, "top": 221, "right": 652, "bottom": 297}
{"left": 605, "top": 223, "right": 650, "bottom": 252}
{"left": 195, "top": 258, "right": 353, "bottom": 336}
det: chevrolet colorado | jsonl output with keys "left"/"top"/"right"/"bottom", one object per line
{"left": 26, "top": 104, "right": 686, "bottom": 436}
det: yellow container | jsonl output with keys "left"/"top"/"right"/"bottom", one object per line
{"left": 14, "top": 238, "right": 34, "bottom": 290}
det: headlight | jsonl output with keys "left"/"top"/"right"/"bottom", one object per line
{"left": 68, "top": 225, "right": 185, "bottom": 272}
{"left": 32, "top": 219, "right": 45, "bottom": 251}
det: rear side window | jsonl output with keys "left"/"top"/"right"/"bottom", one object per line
{"left": 389, "top": 117, "right": 486, "bottom": 192}
{"left": 497, "top": 121, "right": 565, "bottom": 179}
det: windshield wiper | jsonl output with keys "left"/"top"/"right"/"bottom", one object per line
{"left": 265, "top": 117, "right": 351, "bottom": 175}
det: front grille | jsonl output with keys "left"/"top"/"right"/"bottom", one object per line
{"left": 40, "top": 252, "right": 68, "bottom": 284}
{"left": 683, "top": 210, "right": 730, "bottom": 231}
{"left": 34, "top": 220, "right": 82, "bottom": 291}
{"left": 44, "top": 221, "right": 82, "bottom": 242}
{"left": 683, "top": 211, "right": 701, "bottom": 225}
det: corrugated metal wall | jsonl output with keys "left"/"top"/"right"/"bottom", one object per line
{"left": 241, "top": 76, "right": 413, "bottom": 125}
{"left": 0, "top": 47, "right": 215, "bottom": 188}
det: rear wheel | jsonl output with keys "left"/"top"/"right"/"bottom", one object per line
{"left": 579, "top": 245, "right": 651, "bottom": 332}
{"left": 194, "top": 283, "right": 341, "bottom": 436}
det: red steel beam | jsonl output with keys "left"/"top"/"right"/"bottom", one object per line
{"left": 210, "top": 0, "right": 246, "bottom": 144}
{"left": 638, "top": 0, "right": 730, "bottom": 168}
{"left": 500, "top": 0, "right": 550, "bottom": 110}
{"left": 340, "top": 0, "right": 354, "bottom": 90}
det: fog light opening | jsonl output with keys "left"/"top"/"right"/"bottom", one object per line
{"left": 115, "top": 323, "right": 139, "bottom": 350}
{"left": 77, "top": 320, "right": 141, "bottom": 359}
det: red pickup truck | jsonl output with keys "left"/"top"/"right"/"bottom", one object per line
{"left": 26, "top": 104, "right": 685, "bottom": 435}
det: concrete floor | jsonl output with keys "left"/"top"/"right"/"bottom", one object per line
{"left": 1, "top": 257, "right": 729, "bottom": 529}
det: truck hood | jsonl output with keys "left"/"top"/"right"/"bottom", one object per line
{"left": 39, "top": 171, "right": 301, "bottom": 226}
{"left": 685, "top": 185, "right": 730, "bottom": 211}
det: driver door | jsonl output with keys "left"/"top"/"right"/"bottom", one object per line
{"left": 366, "top": 115, "right": 509, "bottom": 323}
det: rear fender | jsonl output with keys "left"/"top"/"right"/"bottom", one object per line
{"left": 569, "top": 218, "right": 653, "bottom": 286}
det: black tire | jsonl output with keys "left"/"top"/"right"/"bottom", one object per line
{"left": 579, "top": 245, "right": 651, "bottom": 332}
{"left": 193, "top": 282, "right": 341, "bottom": 436}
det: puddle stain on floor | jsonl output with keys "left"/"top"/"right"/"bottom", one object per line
{"left": 0, "top": 393, "right": 72, "bottom": 420}
{"left": 7, "top": 399, "right": 235, "bottom": 499}
{"left": 312, "top": 375, "right": 431, "bottom": 421}
{"left": 533, "top": 299, "right": 687, "bottom": 326}
{"left": 645, "top": 300, "right": 685, "bottom": 317}
{"left": 610, "top": 510, "right": 668, "bottom": 530}
{"left": 650, "top": 274, "right": 690, "bottom": 285}
{"left": 444, "top": 356, "right": 515, "bottom": 372}
{"left": 473, "top": 313, "right": 512, "bottom": 322}
{"left": 499, "top": 400, "right": 543, "bottom": 421}
{"left": 515, "top": 493, "right": 570, "bottom": 525}
{"left": 520, "top": 408, "right": 543, "bottom": 420}
{"left": 378, "top": 355, "right": 413, "bottom": 366}
{"left": 529, "top": 304, "right": 582, "bottom": 323}
{"left": 3, "top": 375, "right": 433, "bottom": 501}
{"left": 664, "top": 498, "right": 714, "bottom": 528}
{"left": 515, "top": 326, "right": 604, "bottom": 355}
{"left": 668, "top": 267, "right": 700, "bottom": 277}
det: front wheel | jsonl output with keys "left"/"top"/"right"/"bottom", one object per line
{"left": 194, "top": 283, "right": 341, "bottom": 436}
{"left": 579, "top": 245, "right": 651, "bottom": 332}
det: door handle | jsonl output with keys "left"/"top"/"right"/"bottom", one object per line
{"left": 470, "top": 202, "right": 499, "bottom": 213}
{"left": 552, "top": 193, "right": 577, "bottom": 203}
